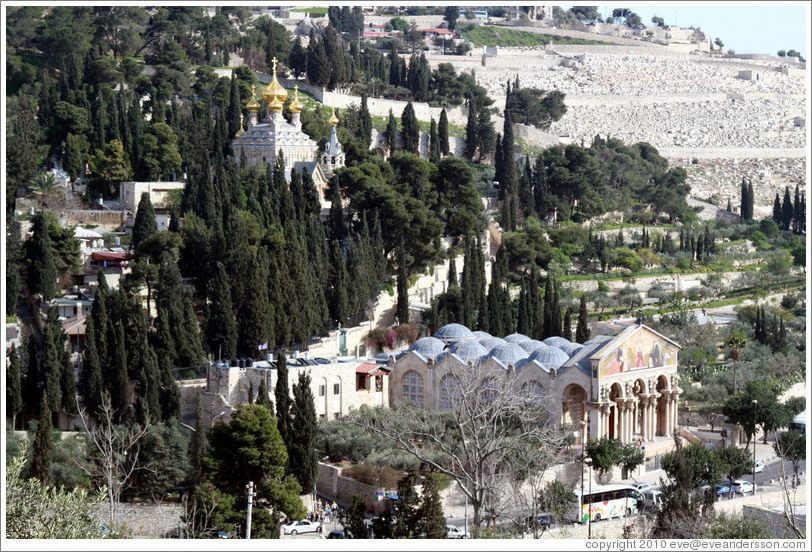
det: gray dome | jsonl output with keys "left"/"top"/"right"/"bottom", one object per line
{"left": 543, "top": 336, "right": 572, "bottom": 348}
{"left": 434, "top": 323, "right": 474, "bottom": 343}
{"left": 408, "top": 337, "right": 445, "bottom": 358}
{"left": 504, "top": 333, "right": 532, "bottom": 344}
{"left": 478, "top": 336, "right": 507, "bottom": 351}
{"left": 471, "top": 331, "right": 492, "bottom": 340}
{"left": 560, "top": 342, "right": 584, "bottom": 356}
{"left": 487, "top": 342, "right": 529, "bottom": 366}
{"left": 519, "top": 339, "right": 548, "bottom": 353}
{"left": 528, "top": 346, "right": 569, "bottom": 369}
{"left": 445, "top": 340, "right": 488, "bottom": 362}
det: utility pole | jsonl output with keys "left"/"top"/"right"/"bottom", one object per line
{"left": 246, "top": 481, "right": 256, "bottom": 539}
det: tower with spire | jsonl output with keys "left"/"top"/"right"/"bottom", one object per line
{"left": 320, "top": 105, "right": 345, "bottom": 177}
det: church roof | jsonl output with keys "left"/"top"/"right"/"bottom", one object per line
{"left": 323, "top": 125, "right": 343, "bottom": 156}
{"left": 408, "top": 337, "right": 445, "bottom": 358}
{"left": 235, "top": 118, "right": 319, "bottom": 150}
{"left": 486, "top": 342, "right": 529, "bottom": 366}
{"left": 519, "top": 339, "right": 548, "bottom": 353}
{"left": 528, "top": 346, "right": 570, "bottom": 369}
{"left": 437, "top": 340, "right": 488, "bottom": 363}
{"left": 504, "top": 333, "right": 532, "bottom": 344}
{"left": 434, "top": 323, "right": 474, "bottom": 342}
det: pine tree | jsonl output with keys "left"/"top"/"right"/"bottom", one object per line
{"left": 401, "top": 101, "right": 419, "bottom": 155}
{"left": 385, "top": 108, "right": 398, "bottom": 156}
{"left": 576, "top": 295, "right": 591, "bottom": 343}
{"left": 30, "top": 393, "right": 54, "bottom": 484}
{"left": 392, "top": 472, "right": 421, "bottom": 537}
{"left": 288, "top": 371, "right": 318, "bottom": 492}
{"left": 7, "top": 346, "right": 23, "bottom": 430}
{"left": 207, "top": 261, "right": 238, "bottom": 361}
{"left": 275, "top": 352, "right": 292, "bottom": 444}
{"left": 131, "top": 192, "right": 158, "bottom": 252}
{"left": 420, "top": 473, "right": 447, "bottom": 538}
{"left": 27, "top": 213, "right": 58, "bottom": 301}
{"left": 438, "top": 108, "right": 450, "bottom": 156}
{"left": 464, "top": 101, "right": 478, "bottom": 160}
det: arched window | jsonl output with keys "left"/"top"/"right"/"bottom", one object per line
{"left": 402, "top": 371, "right": 424, "bottom": 407}
{"left": 521, "top": 380, "right": 544, "bottom": 403}
{"left": 440, "top": 374, "right": 460, "bottom": 410}
{"left": 331, "top": 156, "right": 336, "bottom": 165}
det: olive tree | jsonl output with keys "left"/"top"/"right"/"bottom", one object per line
{"left": 356, "top": 361, "right": 566, "bottom": 529}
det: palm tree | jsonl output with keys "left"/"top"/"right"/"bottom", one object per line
{"left": 725, "top": 329, "right": 747, "bottom": 396}
{"left": 28, "top": 172, "right": 60, "bottom": 200}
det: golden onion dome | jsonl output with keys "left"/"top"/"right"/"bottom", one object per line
{"left": 246, "top": 84, "right": 260, "bottom": 112}
{"left": 262, "top": 57, "right": 288, "bottom": 106}
{"left": 328, "top": 105, "right": 339, "bottom": 127}
{"left": 289, "top": 85, "right": 303, "bottom": 113}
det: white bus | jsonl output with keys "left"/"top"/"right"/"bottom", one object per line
{"left": 571, "top": 484, "right": 641, "bottom": 523}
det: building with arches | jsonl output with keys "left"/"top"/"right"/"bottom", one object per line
{"left": 386, "top": 323, "right": 682, "bottom": 453}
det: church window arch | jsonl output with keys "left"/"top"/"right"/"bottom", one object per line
{"left": 402, "top": 371, "right": 424, "bottom": 407}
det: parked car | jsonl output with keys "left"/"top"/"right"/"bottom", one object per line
{"left": 326, "top": 530, "right": 345, "bottom": 539}
{"left": 716, "top": 482, "right": 731, "bottom": 497}
{"left": 632, "top": 482, "right": 651, "bottom": 493}
{"left": 215, "top": 531, "right": 229, "bottom": 539}
{"left": 446, "top": 525, "right": 470, "bottom": 539}
{"left": 282, "top": 520, "right": 321, "bottom": 535}
{"left": 640, "top": 489, "right": 663, "bottom": 509}
{"left": 754, "top": 460, "right": 765, "bottom": 473}
{"left": 731, "top": 480, "right": 754, "bottom": 494}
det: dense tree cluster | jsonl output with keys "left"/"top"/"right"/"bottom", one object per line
{"left": 504, "top": 75, "right": 567, "bottom": 130}
{"left": 771, "top": 184, "right": 806, "bottom": 234}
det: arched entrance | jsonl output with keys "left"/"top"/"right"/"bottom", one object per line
{"left": 562, "top": 384, "right": 587, "bottom": 442}
{"left": 656, "top": 375, "right": 669, "bottom": 436}
{"left": 608, "top": 383, "right": 623, "bottom": 440}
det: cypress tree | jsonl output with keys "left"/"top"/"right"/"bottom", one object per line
{"left": 328, "top": 239, "right": 349, "bottom": 323}
{"left": 517, "top": 276, "right": 531, "bottom": 336}
{"left": 401, "top": 101, "right": 419, "bottom": 155}
{"left": 464, "top": 101, "right": 478, "bottom": 160}
{"left": 781, "top": 187, "right": 794, "bottom": 231}
{"left": 448, "top": 255, "right": 458, "bottom": 288}
{"left": 23, "top": 336, "right": 40, "bottom": 408}
{"left": 256, "top": 378, "right": 274, "bottom": 412}
{"left": 159, "top": 360, "right": 181, "bottom": 422}
{"left": 396, "top": 243, "right": 410, "bottom": 324}
{"left": 420, "top": 473, "right": 447, "bottom": 538}
{"left": 773, "top": 193, "right": 782, "bottom": 227}
{"left": 107, "top": 319, "right": 131, "bottom": 421}
{"left": 275, "top": 352, "right": 292, "bottom": 444}
{"left": 385, "top": 108, "right": 398, "bottom": 156}
{"left": 392, "top": 472, "right": 421, "bottom": 538}
{"left": 562, "top": 307, "right": 573, "bottom": 341}
{"left": 438, "top": 108, "right": 450, "bottom": 156}
{"left": 576, "top": 295, "right": 591, "bottom": 343}
{"left": 30, "top": 393, "right": 54, "bottom": 484}
{"left": 248, "top": 380, "right": 255, "bottom": 404}
{"left": 289, "top": 371, "right": 318, "bottom": 492}
{"left": 360, "top": 94, "right": 372, "bottom": 148}
{"left": 207, "top": 261, "right": 238, "bottom": 361}
{"left": 7, "top": 346, "right": 23, "bottom": 430}
{"left": 236, "top": 252, "right": 272, "bottom": 358}
{"left": 327, "top": 175, "right": 347, "bottom": 241}
{"left": 189, "top": 390, "right": 207, "bottom": 482}
{"left": 39, "top": 309, "right": 65, "bottom": 413}
{"left": 27, "top": 213, "right": 57, "bottom": 301}
{"left": 746, "top": 180, "right": 755, "bottom": 220}
{"left": 500, "top": 112, "right": 519, "bottom": 230}
{"left": 542, "top": 277, "right": 555, "bottom": 339}
{"left": 429, "top": 118, "right": 441, "bottom": 165}
{"left": 131, "top": 192, "right": 158, "bottom": 252}
{"left": 529, "top": 263, "right": 543, "bottom": 339}
{"left": 792, "top": 184, "right": 802, "bottom": 234}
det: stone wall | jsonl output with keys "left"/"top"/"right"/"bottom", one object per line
{"left": 96, "top": 502, "right": 185, "bottom": 538}
{"left": 315, "top": 462, "right": 384, "bottom": 513}
{"left": 62, "top": 210, "right": 129, "bottom": 229}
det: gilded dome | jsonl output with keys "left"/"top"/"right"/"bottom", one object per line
{"left": 289, "top": 85, "right": 303, "bottom": 113}
{"left": 328, "top": 105, "right": 339, "bottom": 126}
{"left": 246, "top": 84, "right": 260, "bottom": 112}
{"left": 263, "top": 57, "right": 288, "bottom": 110}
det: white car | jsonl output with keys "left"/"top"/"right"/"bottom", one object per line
{"left": 731, "top": 480, "right": 754, "bottom": 495}
{"left": 282, "top": 520, "right": 321, "bottom": 535}
{"left": 754, "top": 460, "right": 765, "bottom": 473}
{"left": 632, "top": 482, "right": 651, "bottom": 493}
{"left": 447, "top": 525, "right": 470, "bottom": 539}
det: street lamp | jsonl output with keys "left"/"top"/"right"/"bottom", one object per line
{"left": 752, "top": 399, "right": 758, "bottom": 494}
{"left": 584, "top": 457, "right": 593, "bottom": 539}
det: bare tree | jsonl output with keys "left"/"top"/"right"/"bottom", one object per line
{"left": 773, "top": 431, "right": 806, "bottom": 539}
{"left": 180, "top": 484, "right": 223, "bottom": 538}
{"left": 356, "top": 361, "right": 566, "bottom": 529}
{"left": 77, "top": 392, "right": 152, "bottom": 532}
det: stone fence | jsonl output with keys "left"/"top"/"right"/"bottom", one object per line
{"left": 315, "top": 462, "right": 387, "bottom": 514}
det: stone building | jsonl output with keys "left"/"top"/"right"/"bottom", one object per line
{"left": 386, "top": 323, "right": 682, "bottom": 455}
{"left": 204, "top": 356, "right": 389, "bottom": 423}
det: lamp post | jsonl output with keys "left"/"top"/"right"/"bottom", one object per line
{"left": 584, "top": 457, "right": 593, "bottom": 539}
{"left": 245, "top": 481, "right": 255, "bottom": 539}
{"left": 752, "top": 399, "right": 758, "bottom": 494}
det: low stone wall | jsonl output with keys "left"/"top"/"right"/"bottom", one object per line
{"left": 96, "top": 502, "right": 185, "bottom": 538}
{"left": 63, "top": 210, "right": 129, "bottom": 230}
{"left": 315, "top": 462, "right": 385, "bottom": 513}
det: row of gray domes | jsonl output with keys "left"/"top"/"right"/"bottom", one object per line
{"left": 405, "top": 324, "right": 585, "bottom": 369}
